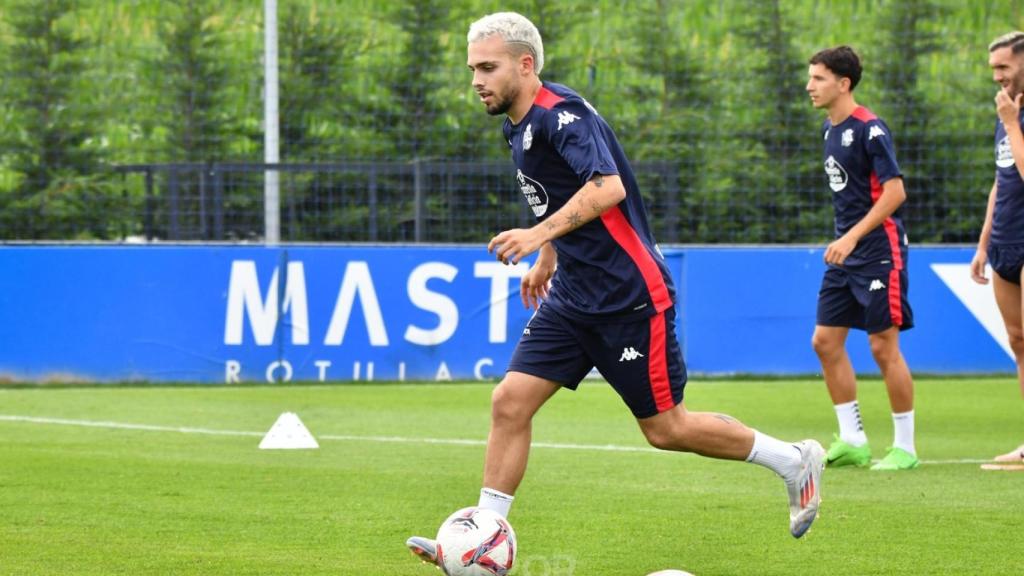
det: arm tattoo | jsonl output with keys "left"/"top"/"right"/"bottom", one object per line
{"left": 593, "top": 174, "right": 604, "bottom": 187}
{"left": 567, "top": 211, "right": 583, "bottom": 229}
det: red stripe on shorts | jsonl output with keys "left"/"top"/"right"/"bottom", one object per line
{"left": 648, "top": 312, "right": 674, "bottom": 413}
{"left": 888, "top": 268, "right": 903, "bottom": 327}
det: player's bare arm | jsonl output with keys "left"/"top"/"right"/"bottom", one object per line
{"left": 520, "top": 243, "right": 556, "bottom": 309}
{"left": 971, "top": 181, "right": 999, "bottom": 284}
{"left": 488, "top": 173, "right": 625, "bottom": 265}
{"left": 824, "top": 177, "right": 906, "bottom": 266}
{"left": 996, "top": 88, "right": 1024, "bottom": 182}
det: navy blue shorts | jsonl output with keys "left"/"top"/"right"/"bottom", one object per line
{"left": 988, "top": 244, "right": 1024, "bottom": 285}
{"left": 507, "top": 304, "right": 687, "bottom": 419}
{"left": 816, "top": 267, "right": 914, "bottom": 333}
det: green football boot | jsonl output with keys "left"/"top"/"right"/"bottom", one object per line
{"left": 870, "top": 446, "right": 920, "bottom": 471}
{"left": 825, "top": 434, "right": 872, "bottom": 468}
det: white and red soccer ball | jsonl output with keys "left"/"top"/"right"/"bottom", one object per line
{"left": 435, "top": 507, "right": 516, "bottom": 576}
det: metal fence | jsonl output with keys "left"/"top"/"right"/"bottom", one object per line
{"left": 0, "top": 0, "right": 1018, "bottom": 244}
{"left": 111, "top": 161, "right": 691, "bottom": 243}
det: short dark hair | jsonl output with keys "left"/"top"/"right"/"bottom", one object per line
{"left": 809, "top": 45, "right": 862, "bottom": 91}
{"left": 989, "top": 31, "right": 1024, "bottom": 54}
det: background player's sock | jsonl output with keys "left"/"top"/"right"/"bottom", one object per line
{"left": 835, "top": 400, "right": 868, "bottom": 446}
{"left": 478, "top": 487, "right": 514, "bottom": 518}
{"left": 746, "top": 430, "right": 802, "bottom": 482}
{"left": 892, "top": 410, "right": 916, "bottom": 455}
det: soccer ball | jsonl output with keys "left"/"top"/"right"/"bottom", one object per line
{"left": 435, "top": 507, "right": 516, "bottom": 576}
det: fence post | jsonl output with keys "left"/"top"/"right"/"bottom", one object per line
{"left": 368, "top": 164, "right": 378, "bottom": 242}
{"left": 144, "top": 168, "right": 155, "bottom": 241}
{"left": 213, "top": 166, "right": 224, "bottom": 240}
{"left": 199, "top": 165, "right": 209, "bottom": 240}
{"left": 413, "top": 158, "right": 423, "bottom": 243}
{"left": 167, "top": 168, "right": 180, "bottom": 241}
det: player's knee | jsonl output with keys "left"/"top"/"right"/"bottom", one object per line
{"left": 811, "top": 332, "right": 840, "bottom": 359}
{"left": 639, "top": 412, "right": 690, "bottom": 451}
{"left": 490, "top": 382, "right": 527, "bottom": 425}
{"left": 641, "top": 425, "right": 676, "bottom": 450}
{"left": 1006, "top": 326, "right": 1024, "bottom": 358}
{"left": 869, "top": 336, "right": 897, "bottom": 364}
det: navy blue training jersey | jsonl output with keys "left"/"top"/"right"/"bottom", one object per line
{"left": 992, "top": 110, "right": 1024, "bottom": 246}
{"left": 502, "top": 82, "right": 675, "bottom": 322}
{"left": 821, "top": 106, "right": 907, "bottom": 271}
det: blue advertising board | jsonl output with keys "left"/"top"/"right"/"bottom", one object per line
{"left": 0, "top": 245, "right": 1013, "bottom": 382}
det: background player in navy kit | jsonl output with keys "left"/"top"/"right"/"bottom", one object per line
{"left": 970, "top": 31, "right": 1024, "bottom": 467}
{"left": 806, "top": 46, "right": 919, "bottom": 471}
{"left": 406, "top": 13, "right": 825, "bottom": 566}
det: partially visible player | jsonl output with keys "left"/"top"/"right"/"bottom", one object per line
{"left": 406, "top": 12, "right": 826, "bottom": 568}
{"left": 806, "top": 46, "right": 919, "bottom": 471}
{"left": 970, "top": 31, "right": 1024, "bottom": 466}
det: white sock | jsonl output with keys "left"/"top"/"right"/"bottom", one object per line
{"left": 892, "top": 410, "right": 915, "bottom": 455}
{"left": 835, "top": 400, "right": 868, "bottom": 446}
{"left": 746, "top": 430, "right": 802, "bottom": 482}
{"left": 478, "top": 487, "right": 514, "bottom": 518}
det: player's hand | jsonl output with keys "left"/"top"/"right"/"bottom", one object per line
{"left": 996, "top": 88, "right": 1022, "bottom": 128}
{"left": 824, "top": 235, "right": 857, "bottom": 266}
{"left": 488, "top": 228, "right": 544, "bottom": 265}
{"left": 520, "top": 260, "right": 554, "bottom": 309}
{"left": 970, "top": 249, "right": 990, "bottom": 285}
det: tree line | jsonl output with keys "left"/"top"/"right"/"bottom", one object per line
{"left": 0, "top": 0, "right": 1015, "bottom": 242}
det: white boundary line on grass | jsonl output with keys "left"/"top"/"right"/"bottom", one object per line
{"left": 0, "top": 414, "right": 991, "bottom": 465}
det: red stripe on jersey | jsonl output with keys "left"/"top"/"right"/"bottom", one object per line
{"left": 648, "top": 311, "right": 674, "bottom": 413}
{"left": 887, "top": 268, "right": 903, "bottom": 326}
{"left": 534, "top": 86, "right": 563, "bottom": 110}
{"left": 600, "top": 206, "right": 672, "bottom": 314}
{"left": 851, "top": 106, "right": 877, "bottom": 122}
{"left": 870, "top": 172, "right": 904, "bottom": 270}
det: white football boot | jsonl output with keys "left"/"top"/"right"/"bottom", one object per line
{"left": 786, "top": 439, "right": 825, "bottom": 538}
{"left": 406, "top": 536, "right": 441, "bottom": 569}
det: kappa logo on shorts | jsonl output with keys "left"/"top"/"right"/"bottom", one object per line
{"left": 619, "top": 347, "right": 645, "bottom": 362}
{"left": 869, "top": 279, "right": 886, "bottom": 291}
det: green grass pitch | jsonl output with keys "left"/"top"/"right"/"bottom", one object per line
{"left": 1, "top": 377, "right": 1020, "bottom": 575}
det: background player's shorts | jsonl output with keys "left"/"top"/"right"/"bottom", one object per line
{"left": 816, "top": 267, "right": 913, "bottom": 333}
{"left": 507, "top": 304, "right": 687, "bottom": 419}
{"left": 987, "top": 244, "right": 1024, "bottom": 285}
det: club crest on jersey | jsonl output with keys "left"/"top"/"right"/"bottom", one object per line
{"left": 517, "top": 169, "right": 549, "bottom": 217}
{"left": 997, "top": 135, "right": 1015, "bottom": 168}
{"left": 841, "top": 129, "right": 854, "bottom": 147}
{"left": 824, "top": 155, "right": 848, "bottom": 192}
{"left": 523, "top": 123, "right": 533, "bottom": 151}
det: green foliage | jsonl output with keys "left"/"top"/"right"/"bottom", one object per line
{"left": 0, "top": 0, "right": 118, "bottom": 238}
{"left": 154, "top": 0, "right": 237, "bottom": 162}
{"left": 0, "top": 0, "right": 1019, "bottom": 241}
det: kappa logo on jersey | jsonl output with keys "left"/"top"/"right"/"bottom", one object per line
{"left": 842, "top": 129, "right": 854, "bottom": 147}
{"left": 619, "top": 347, "right": 645, "bottom": 362}
{"left": 869, "top": 279, "right": 886, "bottom": 291}
{"left": 868, "top": 125, "right": 886, "bottom": 141}
{"left": 824, "top": 155, "right": 849, "bottom": 192}
{"left": 523, "top": 123, "right": 533, "bottom": 151}
{"left": 997, "top": 135, "right": 1015, "bottom": 168}
{"left": 556, "top": 111, "right": 580, "bottom": 131}
{"left": 517, "top": 169, "right": 550, "bottom": 217}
